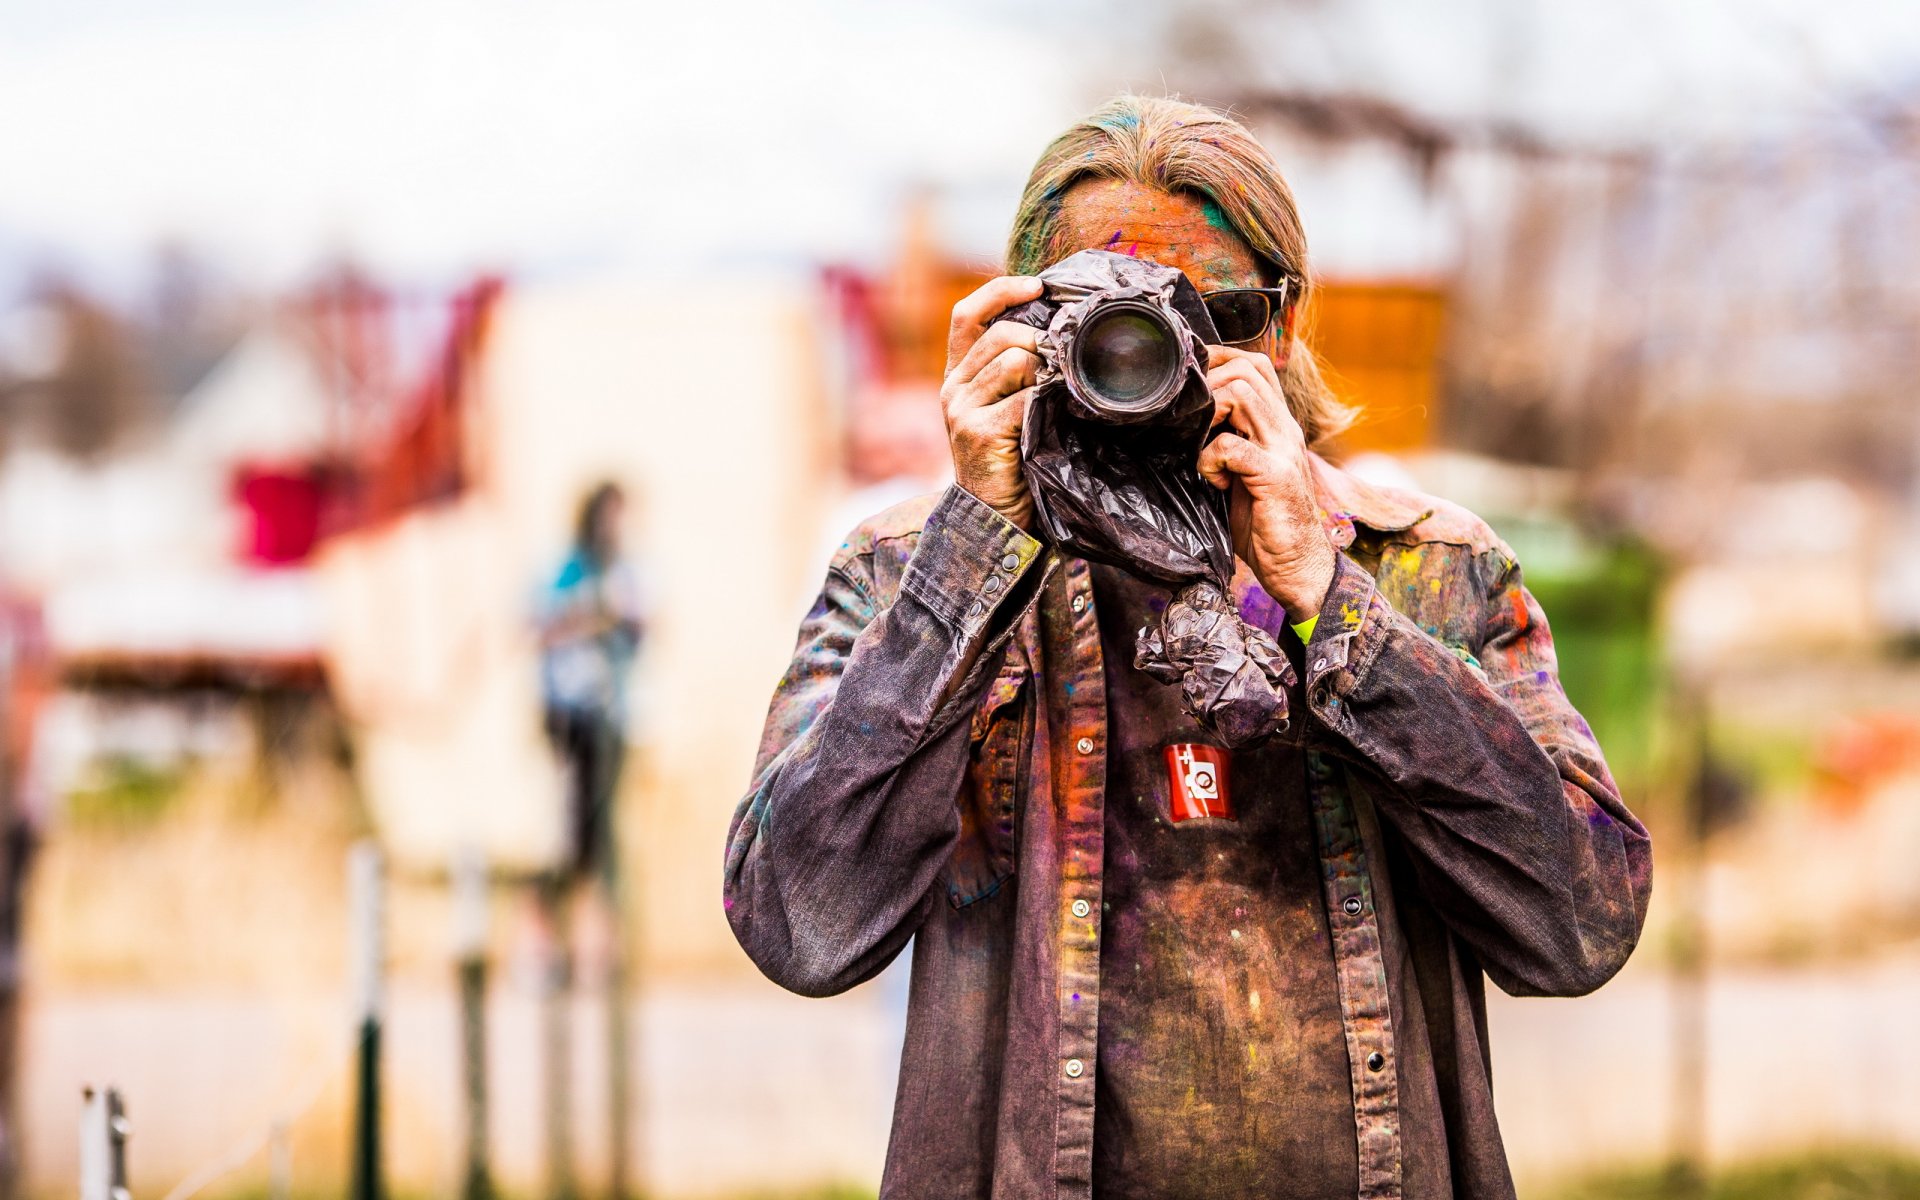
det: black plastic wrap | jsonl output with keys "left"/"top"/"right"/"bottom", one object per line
{"left": 1007, "top": 249, "right": 1294, "bottom": 748}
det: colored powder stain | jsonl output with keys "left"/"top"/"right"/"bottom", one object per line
{"left": 723, "top": 896, "right": 733, "bottom": 910}
{"left": 1509, "top": 589, "right": 1530, "bottom": 631}
{"left": 859, "top": 720, "right": 873, "bottom": 736}
{"left": 1126, "top": 242, "right": 1140, "bottom": 257}
{"left": 1105, "top": 229, "right": 1123, "bottom": 249}
{"left": 1430, "top": 578, "right": 1442, "bottom": 593}
{"left": 1071, "top": 992, "right": 1081, "bottom": 1003}
{"left": 1201, "top": 197, "right": 1233, "bottom": 233}
{"left": 1248, "top": 1043, "right": 1258, "bottom": 1067}
{"left": 1398, "top": 549, "right": 1422, "bottom": 571}
{"left": 1341, "top": 599, "right": 1363, "bottom": 628}
{"left": 1534, "top": 670, "right": 1551, "bottom": 684}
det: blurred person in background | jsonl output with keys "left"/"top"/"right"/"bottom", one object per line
{"left": 539, "top": 481, "right": 647, "bottom": 890}
{"left": 725, "top": 95, "right": 1651, "bottom": 1200}
{"left": 533, "top": 480, "right": 649, "bottom": 1200}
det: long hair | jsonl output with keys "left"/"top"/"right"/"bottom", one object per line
{"left": 574, "top": 481, "right": 624, "bottom": 566}
{"left": 1005, "top": 94, "right": 1355, "bottom": 449}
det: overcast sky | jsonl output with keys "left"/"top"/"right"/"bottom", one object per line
{"left": 3, "top": 0, "right": 1919, "bottom": 295}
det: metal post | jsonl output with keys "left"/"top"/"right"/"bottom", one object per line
{"left": 77, "top": 1086, "right": 128, "bottom": 1200}
{"left": 604, "top": 864, "right": 633, "bottom": 1200}
{"left": 1666, "top": 682, "right": 1710, "bottom": 1199}
{"left": 453, "top": 847, "right": 492, "bottom": 1200}
{"left": 348, "top": 842, "right": 384, "bottom": 1200}
{"left": 538, "top": 875, "right": 575, "bottom": 1200}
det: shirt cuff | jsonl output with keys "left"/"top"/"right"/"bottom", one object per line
{"left": 899, "top": 484, "right": 1046, "bottom": 641}
{"left": 1298, "top": 551, "right": 1393, "bottom": 724}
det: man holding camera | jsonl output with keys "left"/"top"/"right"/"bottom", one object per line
{"left": 725, "top": 96, "right": 1651, "bottom": 1200}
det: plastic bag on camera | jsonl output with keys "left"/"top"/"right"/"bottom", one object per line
{"left": 1012, "top": 249, "right": 1295, "bottom": 748}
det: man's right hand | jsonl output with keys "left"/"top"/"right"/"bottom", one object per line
{"left": 941, "top": 276, "right": 1045, "bottom": 531}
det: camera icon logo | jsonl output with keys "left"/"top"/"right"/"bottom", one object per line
{"left": 1164, "top": 743, "right": 1233, "bottom": 823}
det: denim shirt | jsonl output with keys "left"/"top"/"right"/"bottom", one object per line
{"left": 723, "top": 454, "right": 1653, "bottom": 1200}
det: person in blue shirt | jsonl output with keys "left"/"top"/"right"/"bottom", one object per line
{"left": 538, "top": 481, "right": 646, "bottom": 884}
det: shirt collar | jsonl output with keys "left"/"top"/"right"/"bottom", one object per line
{"left": 1307, "top": 451, "right": 1433, "bottom": 550}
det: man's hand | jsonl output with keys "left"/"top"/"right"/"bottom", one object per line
{"left": 942, "top": 276, "right": 1046, "bottom": 530}
{"left": 1196, "top": 345, "right": 1337, "bottom": 620}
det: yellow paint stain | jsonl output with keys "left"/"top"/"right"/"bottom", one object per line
{"left": 1341, "top": 600, "right": 1362, "bottom": 628}
{"left": 1429, "top": 577, "right": 1442, "bottom": 593}
{"left": 1248, "top": 1043, "right": 1258, "bottom": 1067}
{"left": 1397, "top": 548, "right": 1422, "bottom": 572}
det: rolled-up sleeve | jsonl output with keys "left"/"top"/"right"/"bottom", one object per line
{"left": 723, "top": 486, "right": 1050, "bottom": 997}
{"left": 1300, "top": 547, "right": 1653, "bottom": 997}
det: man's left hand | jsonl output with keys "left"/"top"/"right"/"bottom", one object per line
{"left": 1196, "top": 345, "right": 1337, "bottom": 621}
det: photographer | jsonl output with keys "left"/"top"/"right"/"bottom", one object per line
{"left": 724, "top": 95, "right": 1650, "bottom": 1200}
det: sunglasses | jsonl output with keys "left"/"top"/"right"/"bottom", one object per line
{"left": 1201, "top": 282, "right": 1294, "bottom": 346}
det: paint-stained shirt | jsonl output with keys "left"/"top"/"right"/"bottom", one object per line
{"left": 1088, "top": 561, "right": 1357, "bottom": 1198}
{"left": 723, "top": 453, "right": 1653, "bottom": 1200}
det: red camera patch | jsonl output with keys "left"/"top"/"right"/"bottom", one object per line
{"left": 1164, "top": 743, "right": 1233, "bottom": 823}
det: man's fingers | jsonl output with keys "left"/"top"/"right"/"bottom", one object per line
{"left": 1207, "top": 360, "right": 1282, "bottom": 445}
{"left": 1208, "top": 342, "right": 1283, "bottom": 392}
{"left": 947, "top": 276, "right": 1045, "bottom": 370}
{"left": 1197, "top": 431, "right": 1263, "bottom": 491}
{"left": 951, "top": 346, "right": 1038, "bottom": 415}
{"left": 954, "top": 320, "right": 1041, "bottom": 386}
{"left": 951, "top": 385, "right": 1036, "bottom": 455}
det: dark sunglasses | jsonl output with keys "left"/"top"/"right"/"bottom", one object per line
{"left": 1201, "top": 282, "right": 1294, "bottom": 346}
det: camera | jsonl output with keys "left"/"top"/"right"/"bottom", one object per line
{"left": 1002, "top": 248, "right": 1221, "bottom": 427}
{"left": 1003, "top": 248, "right": 1234, "bottom": 586}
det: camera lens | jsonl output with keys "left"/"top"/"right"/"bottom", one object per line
{"left": 1074, "top": 303, "right": 1181, "bottom": 415}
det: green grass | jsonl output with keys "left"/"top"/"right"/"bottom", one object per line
{"left": 1548, "top": 1149, "right": 1920, "bottom": 1200}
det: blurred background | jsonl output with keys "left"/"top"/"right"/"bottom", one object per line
{"left": 3, "top": 0, "right": 1920, "bottom": 1197}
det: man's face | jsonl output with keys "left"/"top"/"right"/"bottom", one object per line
{"left": 1054, "top": 177, "right": 1283, "bottom": 363}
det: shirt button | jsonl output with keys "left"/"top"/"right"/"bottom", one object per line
{"left": 1343, "top": 896, "right": 1363, "bottom": 916}
{"left": 1076, "top": 737, "right": 1095, "bottom": 755}
{"left": 1001, "top": 552, "right": 1020, "bottom": 571}
{"left": 1064, "top": 1058, "right": 1085, "bottom": 1078}
{"left": 1071, "top": 899, "right": 1091, "bottom": 919}
{"left": 982, "top": 574, "right": 1003, "bottom": 595}
{"left": 1313, "top": 658, "right": 1326, "bottom": 672}
{"left": 1071, "top": 594, "right": 1087, "bottom": 613}
{"left": 1366, "top": 1051, "right": 1386, "bottom": 1072}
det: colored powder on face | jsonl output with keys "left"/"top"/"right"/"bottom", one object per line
{"left": 1105, "top": 229, "right": 1123, "bottom": 248}
{"left": 1201, "top": 197, "right": 1234, "bottom": 234}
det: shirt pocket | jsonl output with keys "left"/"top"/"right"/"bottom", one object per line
{"left": 944, "top": 658, "right": 1030, "bottom": 910}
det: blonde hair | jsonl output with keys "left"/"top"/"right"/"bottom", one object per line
{"left": 1006, "top": 94, "right": 1355, "bottom": 449}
